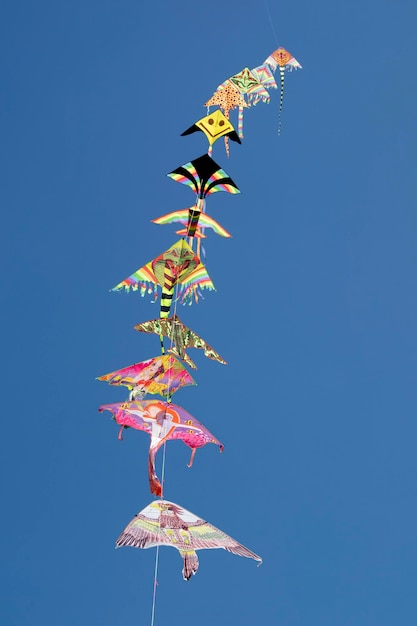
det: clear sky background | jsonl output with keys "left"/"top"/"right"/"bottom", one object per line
{"left": 2, "top": 1, "right": 417, "bottom": 624}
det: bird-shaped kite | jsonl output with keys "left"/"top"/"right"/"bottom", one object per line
{"left": 116, "top": 500, "right": 262, "bottom": 580}
{"left": 111, "top": 238, "right": 215, "bottom": 316}
{"left": 134, "top": 314, "right": 227, "bottom": 370}
{"left": 96, "top": 354, "right": 196, "bottom": 401}
{"left": 99, "top": 401, "right": 223, "bottom": 496}
{"left": 264, "top": 46, "right": 302, "bottom": 134}
{"left": 151, "top": 205, "right": 232, "bottom": 240}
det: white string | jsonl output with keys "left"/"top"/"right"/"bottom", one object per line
{"left": 150, "top": 544, "right": 160, "bottom": 626}
{"left": 149, "top": 279, "right": 180, "bottom": 626}
{"left": 264, "top": 0, "right": 280, "bottom": 46}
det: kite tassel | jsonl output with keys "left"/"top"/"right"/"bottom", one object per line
{"left": 238, "top": 106, "right": 244, "bottom": 139}
{"left": 187, "top": 448, "right": 197, "bottom": 468}
{"left": 118, "top": 425, "right": 125, "bottom": 441}
{"left": 180, "top": 550, "right": 199, "bottom": 580}
{"left": 148, "top": 454, "right": 163, "bottom": 497}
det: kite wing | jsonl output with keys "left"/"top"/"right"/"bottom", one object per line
{"left": 116, "top": 500, "right": 262, "bottom": 580}
{"left": 134, "top": 314, "right": 227, "bottom": 369}
{"left": 96, "top": 354, "right": 196, "bottom": 399}
{"left": 99, "top": 401, "right": 223, "bottom": 496}
{"left": 152, "top": 208, "right": 232, "bottom": 238}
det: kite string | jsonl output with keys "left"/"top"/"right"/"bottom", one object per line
{"left": 264, "top": 0, "right": 280, "bottom": 46}
{"left": 150, "top": 281, "right": 180, "bottom": 626}
{"left": 150, "top": 439, "right": 168, "bottom": 626}
{"left": 150, "top": 544, "right": 160, "bottom": 626}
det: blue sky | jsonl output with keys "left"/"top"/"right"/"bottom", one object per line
{"left": 1, "top": 1, "right": 417, "bottom": 624}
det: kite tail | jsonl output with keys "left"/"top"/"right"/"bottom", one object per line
{"left": 208, "top": 144, "right": 213, "bottom": 156}
{"left": 187, "top": 448, "right": 197, "bottom": 468}
{"left": 180, "top": 550, "right": 199, "bottom": 580}
{"left": 160, "top": 286, "right": 174, "bottom": 318}
{"left": 224, "top": 135, "right": 230, "bottom": 157}
{"left": 238, "top": 105, "right": 244, "bottom": 138}
{"left": 187, "top": 206, "right": 201, "bottom": 237}
{"left": 160, "top": 285, "right": 174, "bottom": 354}
{"left": 148, "top": 449, "right": 163, "bottom": 497}
{"left": 278, "top": 67, "right": 285, "bottom": 135}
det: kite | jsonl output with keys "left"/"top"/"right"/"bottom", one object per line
{"left": 250, "top": 64, "right": 278, "bottom": 101}
{"left": 167, "top": 154, "right": 239, "bottom": 254}
{"left": 204, "top": 82, "right": 247, "bottom": 155}
{"left": 99, "top": 400, "right": 223, "bottom": 496}
{"left": 96, "top": 354, "right": 196, "bottom": 401}
{"left": 227, "top": 68, "right": 270, "bottom": 137}
{"left": 151, "top": 204, "right": 231, "bottom": 241}
{"left": 111, "top": 238, "right": 215, "bottom": 315}
{"left": 168, "top": 154, "right": 240, "bottom": 200}
{"left": 264, "top": 47, "right": 302, "bottom": 134}
{"left": 205, "top": 80, "right": 247, "bottom": 120}
{"left": 181, "top": 109, "right": 241, "bottom": 156}
{"left": 116, "top": 500, "right": 262, "bottom": 580}
{"left": 134, "top": 314, "right": 227, "bottom": 370}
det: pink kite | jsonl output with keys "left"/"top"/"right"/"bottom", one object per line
{"left": 99, "top": 400, "right": 223, "bottom": 496}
